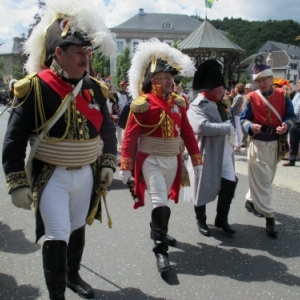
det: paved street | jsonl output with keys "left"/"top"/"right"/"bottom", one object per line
{"left": 0, "top": 106, "right": 300, "bottom": 300}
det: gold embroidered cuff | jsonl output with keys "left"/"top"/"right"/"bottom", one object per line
{"left": 191, "top": 153, "right": 203, "bottom": 166}
{"left": 101, "top": 154, "right": 117, "bottom": 171}
{"left": 120, "top": 157, "right": 133, "bottom": 170}
{"left": 6, "top": 171, "right": 30, "bottom": 194}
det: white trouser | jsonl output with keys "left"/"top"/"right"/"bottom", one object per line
{"left": 247, "top": 139, "right": 278, "bottom": 218}
{"left": 39, "top": 165, "right": 93, "bottom": 243}
{"left": 222, "top": 136, "right": 236, "bottom": 181}
{"left": 142, "top": 155, "right": 178, "bottom": 210}
{"left": 116, "top": 126, "right": 123, "bottom": 148}
{"left": 234, "top": 115, "right": 243, "bottom": 147}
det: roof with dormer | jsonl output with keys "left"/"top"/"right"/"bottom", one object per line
{"left": 240, "top": 50, "right": 290, "bottom": 71}
{"left": 111, "top": 11, "right": 201, "bottom": 33}
{"left": 257, "top": 41, "right": 300, "bottom": 60}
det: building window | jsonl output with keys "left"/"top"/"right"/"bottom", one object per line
{"left": 294, "top": 74, "right": 298, "bottom": 84}
{"left": 164, "top": 20, "right": 172, "bottom": 30}
{"left": 130, "top": 39, "right": 141, "bottom": 57}
{"left": 163, "top": 40, "right": 174, "bottom": 46}
{"left": 116, "top": 39, "right": 126, "bottom": 54}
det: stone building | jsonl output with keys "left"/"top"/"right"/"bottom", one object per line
{"left": 109, "top": 8, "right": 202, "bottom": 75}
{"left": 0, "top": 37, "right": 26, "bottom": 88}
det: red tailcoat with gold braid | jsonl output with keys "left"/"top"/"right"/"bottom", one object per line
{"left": 120, "top": 84, "right": 202, "bottom": 209}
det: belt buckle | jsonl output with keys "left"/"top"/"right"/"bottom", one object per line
{"left": 66, "top": 166, "right": 82, "bottom": 171}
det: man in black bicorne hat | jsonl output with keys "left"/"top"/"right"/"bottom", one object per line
{"left": 184, "top": 59, "right": 238, "bottom": 237}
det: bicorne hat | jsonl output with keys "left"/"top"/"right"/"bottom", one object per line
{"left": 128, "top": 38, "right": 195, "bottom": 99}
{"left": 24, "top": 0, "right": 116, "bottom": 73}
{"left": 192, "top": 59, "right": 225, "bottom": 91}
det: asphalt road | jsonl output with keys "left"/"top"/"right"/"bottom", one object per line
{"left": 0, "top": 106, "right": 300, "bottom": 300}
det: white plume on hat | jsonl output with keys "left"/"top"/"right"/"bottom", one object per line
{"left": 24, "top": 0, "right": 116, "bottom": 73}
{"left": 128, "top": 38, "right": 196, "bottom": 99}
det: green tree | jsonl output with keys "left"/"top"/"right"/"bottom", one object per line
{"left": 239, "top": 74, "right": 248, "bottom": 85}
{"left": 112, "top": 46, "right": 131, "bottom": 88}
{"left": 91, "top": 53, "right": 110, "bottom": 78}
{"left": 208, "top": 18, "right": 300, "bottom": 59}
{"left": 13, "top": 61, "right": 24, "bottom": 80}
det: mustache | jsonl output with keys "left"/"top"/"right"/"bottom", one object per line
{"left": 79, "top": 61, "right": 87, "bottom": 68}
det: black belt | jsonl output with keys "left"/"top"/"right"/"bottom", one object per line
{"left": 260, "top": 125, "right": 277, "bottom": 136}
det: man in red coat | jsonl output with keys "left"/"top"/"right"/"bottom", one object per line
{"left": 119, "top": 39, "right": 202, "bottom": 273}
{"left": 241, "top": 55, "right": 295, "bottom": 238}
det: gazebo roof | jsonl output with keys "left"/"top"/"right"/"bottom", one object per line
{"left": 178, "top": 20, "right": 245, "bottom": 53}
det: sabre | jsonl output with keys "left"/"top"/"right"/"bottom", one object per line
{"left": 0, "top": 105, "right": 10, "bottom": 117}
{"left": 126, "top": 180, "right": 139, "bottom": 203}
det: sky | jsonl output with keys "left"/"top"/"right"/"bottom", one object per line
{"left": 1, "top": 0, "right": 300, "bottom": 44}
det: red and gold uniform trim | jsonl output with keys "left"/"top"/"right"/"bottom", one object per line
{"left": 191, "top": 153, "right": 203, "bottom": 166}
{"left": 120, "top": 157, "right": 133, "bottom": 170}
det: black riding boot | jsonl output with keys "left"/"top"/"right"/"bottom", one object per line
{"left": 151, "top": 206, "right": 172, "bottom": 273}
{"left": 66, "top": 226, "right": 94, "bottom": 299}
{"left": 214, "top": 177, "right": 238, "bottom": 234}
{"left": 266, "top": 217, "right": 278, "bottom": 238}
{"left": 43, "top": 240, "right": 67, "bottom": 300}
{"left": 194, "top": 205, "right": 210, "bottom": 236}
{"left": 150, "top": 222, "right": 177, "bottom": 246}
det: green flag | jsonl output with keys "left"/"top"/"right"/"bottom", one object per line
{"left": 205, "top": 0, "right": 215, "bottom": 9}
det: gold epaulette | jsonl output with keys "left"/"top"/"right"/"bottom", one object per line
{"left": 14, "top": 72, "right": 37, "bottom": 99}
{"left": 90, "top": 76, "right": 109, "bottom": 100}
{"left": 130, "top": 95, "right": 149, "bottom": 113}
{"left": 171, "top": 92, "right": 186, "bottom": 108}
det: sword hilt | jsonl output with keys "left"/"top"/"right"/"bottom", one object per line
{"left": 126, "top": 180, "right": 138, "bottom": 203}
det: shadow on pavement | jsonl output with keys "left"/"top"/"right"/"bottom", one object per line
{"left": 211, "top": 212, "right": 300, "bottom": 258}
{"left": 170, "top": 241, "right": 300, "bottom": 286}
{"left": 0, "top": 273, "right": 41, "bottom": 299}
{"left": 80, "top": 264, "right": 167, "bottom": 299}
{"left": 92, "top": 287, "right": 167, "bottom": 300}
{"left": 0, "top": 221, "right": 40, "bottom": 254}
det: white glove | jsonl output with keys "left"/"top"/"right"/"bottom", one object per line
{"left": 11, "top": 187, "right": 34, "bottom": 210}
{"left": 193, "top": 165, "right": 203, "bottom": 178}
{"left": 100, "top": 167, "right": 114, "bottom": 188}
{"left": 226, "top": 121, "right": 236, "bottom": 147}
{"left": 119, "top": 170, "right": 132, "bottom": 184}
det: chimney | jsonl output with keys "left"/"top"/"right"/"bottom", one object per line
{"left": 139, "top": 8, "right": 144, "bottom": 15}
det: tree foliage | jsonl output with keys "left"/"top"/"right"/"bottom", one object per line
{"left": 112, "top": 46, "right": 131, "bottom": 88}
{"left": 13, "top": 61, "right": 24, "bottom": 80}
{"left": 91, "top": 53, "right": 110, "bottom": 78}
{"left": 208, "top": 18, "right": 300, "bottom": 59}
